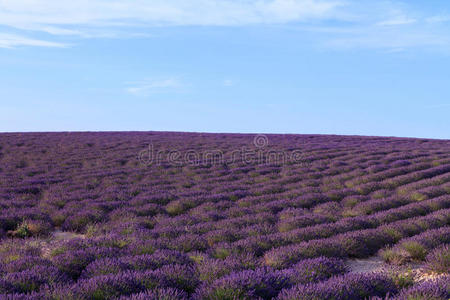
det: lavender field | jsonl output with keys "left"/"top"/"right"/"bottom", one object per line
{"left": 0, "top": 132, "right": 449, "bottom": 299}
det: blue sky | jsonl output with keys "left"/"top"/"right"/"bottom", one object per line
{"left": 0, "top": 0, "right": 449, "bottom": 138}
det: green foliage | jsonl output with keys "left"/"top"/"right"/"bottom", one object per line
{"left": 387, "top": 269, "right": 415, "bottom": 289}
{"left": 411, "top": 192, "right": 427, "bottom": 201}
{"left": 401, "top": 241, "right": 427, "bottom": 261}
{"left": 380, "top": 248, "right": 407, "bottom": 265}
{"left": 14, "top": 222, "right": 31, "bottom": 238}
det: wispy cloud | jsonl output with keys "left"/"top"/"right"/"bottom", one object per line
{"left": 300, "top": 1, "right": 450, "bottom": 52}
{"left": 377, "top": 16, "right": 416, "bottom": 26}
{"left": 0, "top": 0, "right": 344, "bottom": 36}
{"left": 0, "top": 33, "right": 67, "bottom": 48}
{"left": 426, "top": 15, "right": 450, "bottom": 24}
{"left": 125, "top": 78, "right": 182, "bottom": 97}
{"left": 0, "top": 0, "right": 450, "bottom": 52}
{"left": 223, "top": 79, "right": 234, "bottom": 87}
{"left": 323, "top": 25, "right": 450, "bottom": 51}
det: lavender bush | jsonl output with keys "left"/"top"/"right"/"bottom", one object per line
{"left": 277, "top": 273, "right": 398, "bottom": 300}
{"left": 424, "top": 244, "right": 450, "bottom": 274}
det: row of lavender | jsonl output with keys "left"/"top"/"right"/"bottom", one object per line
{"left": 0, "top": 132, "right": 449, "bottom": 299}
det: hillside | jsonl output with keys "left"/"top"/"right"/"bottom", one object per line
{"left": 0, "top": 132, "right": 449, "bottom": 299}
